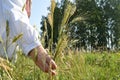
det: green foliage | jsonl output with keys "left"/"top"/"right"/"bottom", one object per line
{"left": 41, "top": 0, "right": 120, "bottom": 51}
{"left": 71, "top": 0, "right": 120, "bottom": 50}
{"left": 1, "top": 51, "right": 120, "bottom": 80}
{"left": 84, "top": 53, "right": 120, "bottom": 80}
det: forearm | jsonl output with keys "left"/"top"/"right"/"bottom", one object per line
{"left": 26, "top": 0, "right": 31, "bottom": 18}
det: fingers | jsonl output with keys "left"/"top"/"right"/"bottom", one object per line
{"left": 46, "top": 56, "right": 57, "bottom": 70}
{"left": 44, "top": 62, "right": 57, "bottom": 76}
{"left": 49, "top": 60, "right": 57, "bottom": 76}
{"left": 44, "top": 57, "right": 57, "bottom": 75}
{"left": 46, "top": 58, "right": 57, "bottom": 76}
{"left": 50, "top": 60, "right": 57, "bottom": 70}
{"left": 50, "top": 69, "right": 57, "bottom": 76}
{"left": 37, "top": 59, "right": 57, "bottom": 76}
{"left": 35, "top": 52, "right": 57, "bottom": 76}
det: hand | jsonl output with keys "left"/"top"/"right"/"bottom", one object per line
{"left": 28, "top": 46, "right": 57, "bottom": 76}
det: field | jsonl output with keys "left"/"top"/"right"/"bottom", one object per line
{"left": 0, "top": 51, "right": 120, "bottom": 80}
{"left": 0, "top": 0, "right": 120, "bottom": 80}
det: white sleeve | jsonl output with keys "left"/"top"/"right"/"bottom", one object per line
{"left": 2, "top": 0, "right": 41, "bottom": 56}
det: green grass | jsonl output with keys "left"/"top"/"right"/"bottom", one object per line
{"left": 0, "top": 51, "right": 120, "bottom": 80}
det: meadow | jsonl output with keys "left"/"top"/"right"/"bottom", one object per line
{"left": 0, "top": 0, "right": 120, "bottom": 80}
{"left": 0, "top": 51, "right": 120, "bottom": 80}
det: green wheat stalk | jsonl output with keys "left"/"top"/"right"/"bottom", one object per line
{"left": 54, "top": 2, "right": 76, "bottom": 60}
{"left": 5, "top": 20, "right": 10, "bottom": 61}
{"left": 12, "top": 33, "right": 23, "bottom": 43}
{"left": 48, "top": 0, "right": 56, "bottom": 53}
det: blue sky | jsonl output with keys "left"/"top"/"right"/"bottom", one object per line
{"left": 30, "top": 0, "right": 51, "bottom": 31}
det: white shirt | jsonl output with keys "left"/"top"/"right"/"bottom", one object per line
{"left": 0, "top": 0, "right": 41, "bottom": 60}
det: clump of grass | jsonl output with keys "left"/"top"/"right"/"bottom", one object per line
{"left": 0, "top": 57, "right": 13, "bottom": 80}
{"left": 42, "top": 0, "right": 77, "bottom": 61}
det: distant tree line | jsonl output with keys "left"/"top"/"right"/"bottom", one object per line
{"left": 40, "top": 0, "right": 120, "bottom": 51}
